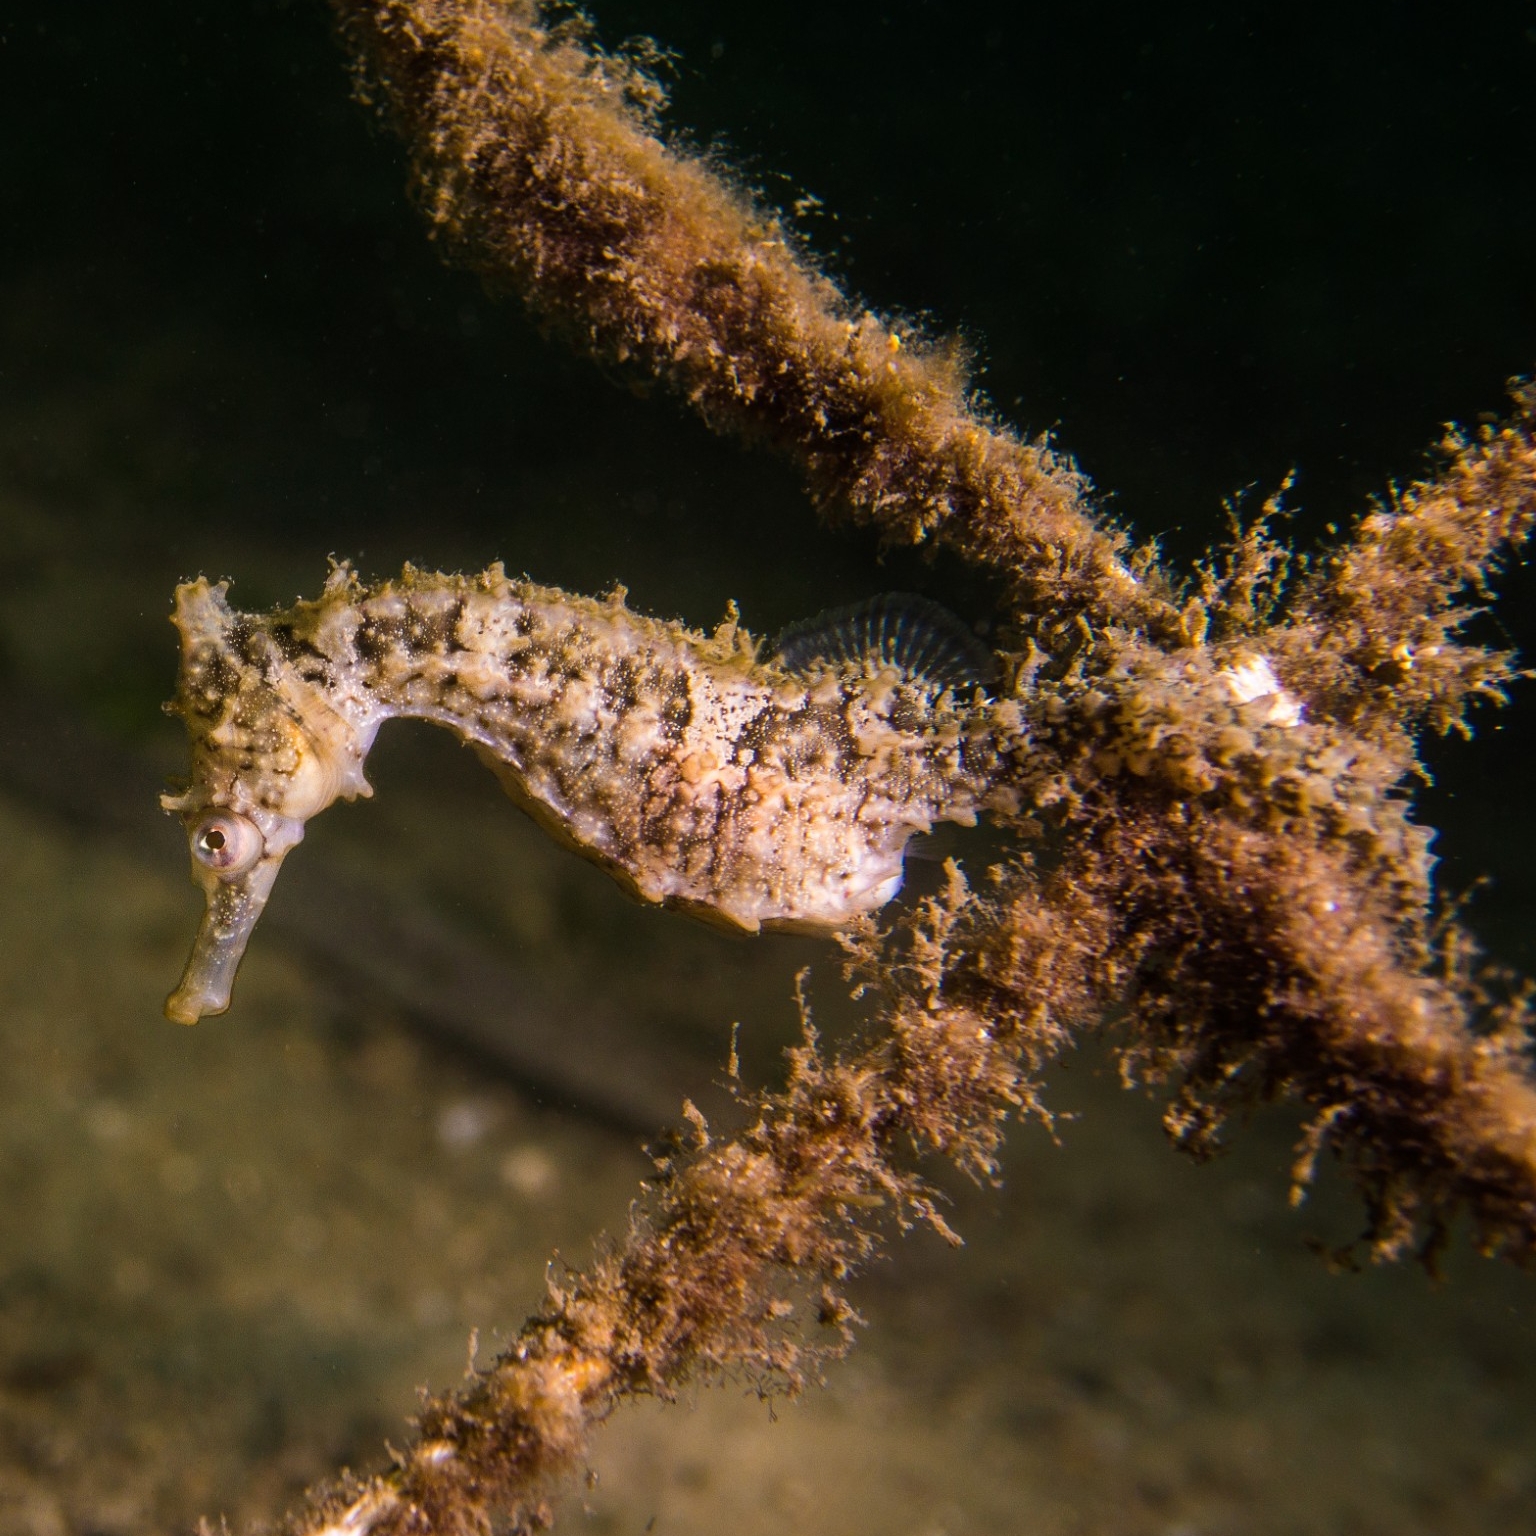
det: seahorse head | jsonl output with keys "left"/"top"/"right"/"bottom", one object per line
{"left": 161, "top": 578, "right": 373, "bottom": 1023}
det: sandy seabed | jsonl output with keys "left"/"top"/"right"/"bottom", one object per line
{"left": 0, "top": 748, "right": 1533, "bottom": 1535}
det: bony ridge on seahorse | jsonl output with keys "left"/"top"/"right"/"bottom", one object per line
{"left": 161, "top": 560, "right": 1019, "bottom": 1024}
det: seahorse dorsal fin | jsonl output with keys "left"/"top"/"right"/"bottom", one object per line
{"left": 771, "top": 593, "right": 996, "bottom": 691}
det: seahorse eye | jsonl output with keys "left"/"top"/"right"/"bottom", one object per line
{"left": 191, "top": 812, "right": 264, "bottom": 876}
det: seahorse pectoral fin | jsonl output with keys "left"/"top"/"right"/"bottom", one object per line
{"left": 165, "top": 848, "right": 289, "bottom": 1024}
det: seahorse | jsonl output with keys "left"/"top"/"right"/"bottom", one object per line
{"left": 160, "top": 562, "right": 1016, "bottom": 1024}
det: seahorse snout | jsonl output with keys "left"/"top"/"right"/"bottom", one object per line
{"left": 165, "top": 853, "right": 286, "bottom": 1023}
{"left": 162, "top": 802, "right": 307, "bottom": 1024}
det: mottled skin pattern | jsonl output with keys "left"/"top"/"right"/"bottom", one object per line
{"left": 163, "top": 562, "right": 1012, "bottom": 1022}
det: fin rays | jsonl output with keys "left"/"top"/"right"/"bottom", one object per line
{"left": 772, "top": 593, "right": 996, "bottom": 691}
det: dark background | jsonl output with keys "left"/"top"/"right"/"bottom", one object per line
{"left": 1, "top": 0, "right": 1534, "bottom": 951}
{"left": 5, "top": 2, "right": 1533, "bottom": 532}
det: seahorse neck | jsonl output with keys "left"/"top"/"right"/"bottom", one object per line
{"left": 312, "top": 567, "right": 678, "bottom": 774}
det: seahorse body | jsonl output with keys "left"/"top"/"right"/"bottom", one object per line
{"left": 162, "top": 563, "right": 1010, "bottom": 1023}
